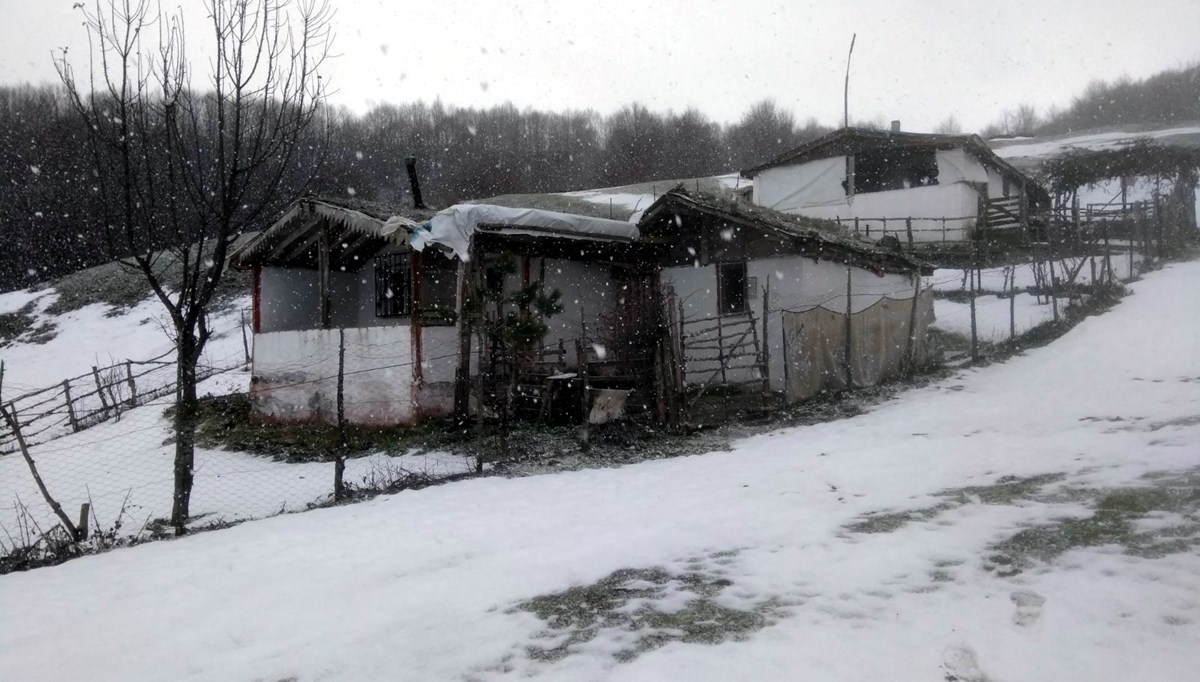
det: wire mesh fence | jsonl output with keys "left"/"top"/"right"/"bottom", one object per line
{"left": 0, "top": 242, "right": 1159, "bottom": 567}
{"left": 0, "top": 379, "right": 477, "bottom": 567}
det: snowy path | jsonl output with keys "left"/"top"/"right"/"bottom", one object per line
{"left": 3, "top": 264, "right": 1200, "bottom": 681}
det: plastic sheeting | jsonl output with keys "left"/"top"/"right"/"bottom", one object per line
{"left": 781, "top": 289, "right": 933, "bottom": 402}
{"left": 411, "top": 204, "right": 640, "bottom": 261}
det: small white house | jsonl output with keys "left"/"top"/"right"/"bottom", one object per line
{"left": 639, "top": 189, "right": 934, "bottom": 404}
{"left": 232, "top": 196, "right": 651, "bottom": 426}
{"left": 742, "top": 127, "right": 1049, "bottom": 244}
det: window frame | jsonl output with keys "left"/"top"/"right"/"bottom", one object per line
{"left": 374, "top": 252, "right": 412, "bottom": 318}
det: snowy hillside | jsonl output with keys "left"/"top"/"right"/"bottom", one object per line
{"left": 2, "top": 260, "right": 1197, "bottom": 681}
{"left": 0, "top": 286, "right": 250, "bottom": 394}
{"left": 991, "top": 123, "right": 1200, "bottom": 211}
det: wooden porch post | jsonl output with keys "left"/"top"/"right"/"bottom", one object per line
{"left": 317, "top": 225, "right": 332, "bottom": 330}
{"left": 453, "top": 244, "right": 479, "bottom": 427}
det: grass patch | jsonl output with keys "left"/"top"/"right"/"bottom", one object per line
{"left": 847, "top": 473, "right": 1066, "bottom": 534}
{"left": 986, "top": 470, "right": 1200, "bottom": 573}
{"left": 512, "top": 559, "right": 779, "bottom": 664}
{"left": 953, "top": 473, "right": 1067, "bottom": 505}
{"left": 0, "top": 302, "right": 36, "bottom": 345}
{"left": 192, "top": 393, "right": 471, "bottom": 462}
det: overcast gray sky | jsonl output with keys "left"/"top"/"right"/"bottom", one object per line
{"left": 3, "top": 0, "right": 1198, "bottom": 132}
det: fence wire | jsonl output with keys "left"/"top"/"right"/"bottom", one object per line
{"left": 0, "top": 243, "right": 1153, "bottom": 561}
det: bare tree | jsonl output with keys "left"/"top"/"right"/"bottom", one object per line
{"left": 55, "top": 0, "right": 333, "bottom": 534}
{"left": 933, "top": 115, "right": 963, "bottom": 135}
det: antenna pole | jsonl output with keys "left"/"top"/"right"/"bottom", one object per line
{"left": 843, "top": 33, "right": 856, "bottom": 129}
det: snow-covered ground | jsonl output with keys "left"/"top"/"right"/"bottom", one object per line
{"left": 0, "top": 288, "right": 251, "bottom": 394}
{"left": 0, "top": 378, "right": 474, "bottom": 538}
{"left": 991, "top": 124, "right": 1200, "bottom": 162}
{"left": 2, "top": 260, "right": 1197, "bottom": 681}
{"left": 928, "top": 255, "right": 1145, "bottom": 343}
{"left": 990, "top": 123, "right": 1200, "bottom": 219}
{"left": 934, "top": 291, "right": 1058, "bottom": 343}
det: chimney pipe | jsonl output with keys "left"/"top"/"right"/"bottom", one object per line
{"left": 890, "top": 120, "right": 901, "bottom": 133}
{"left": 404, "top": 156, "right": 426, "bottom": 210}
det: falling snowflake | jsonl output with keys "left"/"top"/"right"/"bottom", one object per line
{"left": 591, "top": 343, "right": 608, "bottom": 360}
{"left": 29, "top": 165, "right": 41, "bottom": 175}
{"left": 347, "top": 187, "right": 357, "bottom": 196}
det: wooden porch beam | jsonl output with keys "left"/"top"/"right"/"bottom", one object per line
{"left": 263, "top": 214, "right": 323, "bottom": 263}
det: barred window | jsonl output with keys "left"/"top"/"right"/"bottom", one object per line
{"left": 375, "top": 253, "right": 411, "bottom": 317}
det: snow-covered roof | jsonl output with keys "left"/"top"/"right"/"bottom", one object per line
{"left": 639, "top": 188, "right": 931, "bottom": 276}
{"left": 233, "top": 196, "right": 642, "bottom": 269}
{"left": 232, "top": 197, "right": 436, "bottom": 271}
{"left": 412, "top": 204, "right": 639, "bottom": 261}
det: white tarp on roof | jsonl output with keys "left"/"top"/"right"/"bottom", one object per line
{"left": 410, "top": 204, "right": 640, "bottom": 261}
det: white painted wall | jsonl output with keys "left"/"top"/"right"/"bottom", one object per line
{"left": 754, "top": 156, "right": 846, "bottom": 211}
{"left": 794, "top": 183, "right": 982, "bottom": 243}
{"left": 986, "top": 167, "right": 1005, "bottom": 198}
{"left": 662, "top": 255, "right": 916, "bottom": 391}
{"left": 936, "top": 148, "right": 988, "bottom": 185}
{"left": 750, "top": 148, "right": 1005, "bottom": 243}
{"left": 251, "top": 326, "right": 416, "bottom": 425}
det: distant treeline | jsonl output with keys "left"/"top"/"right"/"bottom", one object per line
{"left": 984, "top": 63, "right": 1200, "bottom": 138}
{"left": 5, "top": 62, "right": 1198, "bottom": 292}
{"left": 0, "top": 84, "right": 828, "bottom": 291}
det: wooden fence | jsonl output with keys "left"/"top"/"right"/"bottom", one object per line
{"left": 0, "top": 350, "right": 240, "bottom": 454}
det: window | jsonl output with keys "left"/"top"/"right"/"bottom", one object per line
{"left": 375, "top": 253, "right": 411, "bottom": 317}
{"left": 717, "top": 261, "right": 748, "bottom": 315}
{"left": 419, "top": 251, "right": 459, "bottom": 324}
{"left": 852, "top": 147, "right": 938, "bottom": 194}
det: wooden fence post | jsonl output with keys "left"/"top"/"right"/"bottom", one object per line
{"left": 125, "top": 361, "right": 137, "bottom": 407}
{"left": 77, "top": 502, "right": 90, "bottom": 541}
{"left": 844, "top": 265, "right": 853, "bottom": 388}
{"left": 1008, "top": 266, "right": 1016, "bottom": 341}
{"left": 576, "top": 338, "right": 590, "bottom": 450}
{"left": 1047, "top": 222, "right": 1060, "bottom": 322}
{"left": 240, "top": 310, "right": 251, "bottom": 366}
{"left": 969, "top": 246, "right": 979, "bottom": 360}
{"left": 1127, "top": 226, "right": 1134, "bottom": 280}
{"left": 905, "top": 217, "right": 914, "bottom": 247}
{"left": 2, "top": 402, "right": 79, "bottom": 541}
{"left": 334, "top": 328, "right": 347, "bottom": 501}
{"left": 62, "top": 379, "right": 80, "bottom": 432}
{"left": 92, "top": 366, "right": 110, "bottom": 415}
{"left": 1103, "top": 218, "right": 1113, "bottom": 285}
{"left": 677, "top": 299, "right": 688, "bottom": 428}
{"left": 715, "top": 313, "right": 727, "bottom": 387}
{"left": 761, "top": 280, "right": 770, "bottom": 394}
{"left": 904, "top": 274, "right": 922, "bottom": 372}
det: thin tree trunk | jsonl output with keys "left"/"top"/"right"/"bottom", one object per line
{"left": 170, "top": 335, "right": 199, "bottom": 535}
